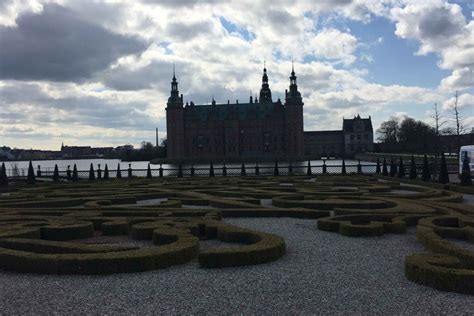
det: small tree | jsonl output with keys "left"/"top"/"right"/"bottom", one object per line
{"left": 53, "top": 164, "right": 59, "bottom": 183}
{"left": 382, "top": 158, "right": 388, "bottom": 176}
{"left": 438, "top": 153, "right": 449, "bottom": 184}
{"left": 209, "top": 162, "right": 215, "bottom": 177}
{"left": 27, "top": 161, "right": 36, "bottom": 184}
{"left": 409, "top": 155, "right": 417, "bottom": 180}
{"left": 72, "top": 164, "right": 78, "bottom": 182}
{"left": 375, "top": 158, "right": 381, "bottom": 174}
{"left": 341, "top": 159, "right": 346, "bottom": 175}
{"left": 389, "top": 158, "right": 397, "bottom": 177}
{"left": 255, "top": 162, "right": 260, "bottom": 176}
{"left": 116, "top": 163, "right": 122, "bottom": 179}
{"left": 0, "top": 162, "right": 7, "bottom": 187}
{"left": 104, "top": 164, "right": 109, "bottom": 180}
{"left": 421, "top": 155, "right": 431, "bottom": 181}
{"left": 222, "top": 163, "right": 227, "bottom": 177}
{"left": 88, "top": 163, "right": 95, "bottom": 181}
{"left": 460, "top": 152, "right": 472, "bottom": 186}
{"left": 274, "top": 161, "right": 279, "bottom": 176}
{"left": 307, "top": 161, "right": 312, "bottom": 176}
{"left": 398, "top": 157, "right": 405, "bottom": 178}
{"left": 288, "top": 161, "right": 293, "bottom": 175}
{"left": 357, "top": 159, "right": 362, "bottom": 174}
{"left": 146, "top": 163, "right": 152, "bottom": 179}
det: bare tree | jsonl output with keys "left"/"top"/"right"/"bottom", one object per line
{"left": 452, "top": 91, "right": 467, "bottom": 155}
{"left": 431, "top": 103, "right": 446, "bottom": 157}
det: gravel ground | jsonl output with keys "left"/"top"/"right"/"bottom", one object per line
{"left": 1, "top": 218, "right": 473, "bottom": 315}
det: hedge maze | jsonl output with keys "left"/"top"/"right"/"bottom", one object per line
{"left": 0, "top": 175, "right": 473, "bottom": 295}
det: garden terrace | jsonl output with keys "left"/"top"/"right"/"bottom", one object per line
{"left": 0, "top": 174, "right": 473, "bottom": 305}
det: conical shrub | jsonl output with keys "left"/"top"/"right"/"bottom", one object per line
{"left": 27, "top": 161, "right": 36, "bottom": 184}
{"left": 222, "top": 163, "right": 227, "bottom": 177}
{"left": 460, "top": 152, "right": 472, "bottom": 186}
{"left": 53, "top": 164, "right": 59, "bottom": 183}
{"left": 97, "top": 165, "right": 102, "bottom": 180}
{"left": 375, "top": 158, "right": 381, "bottom": 174}
{"left": 421, "top": 155, "right": 430, "bottom": 181}
{"left": 398, "top": 157, "right": 405, "bottom": 178}
{"left": 190, "top": 164, "right": 195, "bottom": 177}
{"left": 357, "top": 160, "right": 362, "bottom": 174}
{"left": 288, "top": 161, "right": 293, "bottom": 175}
{"left": 0, "top": 162, "right": 7, "bottom": 187}
{"left": 88, "top": 163, "right": 95, "bottom": 181}
{"left": 209, "top": 162, "right": 214, "bottom": 177}
{"left": 274, "top": 161, "right": 279, "bottom": 176}
{"left": 322, "top": 161, "right": 327, "bottom": 174}
{"left": 66, "top": 166, "right": 71, "bottom": 181}
{"left": 128, "top": 164, "right": 132, "bottom": 178}
{"left": 104, "top": 164, "right": 109, "bottom": 180}
{"left": 438, "top": 153, "right": 449, "bottom": 184}
{"left": 341, "top": 159, "right": 346, "bottom": 175}
{"left": 241, "top": 163, "right": 246, "bottom": 176}
{"left": 409, "top": 155, "right": 417, "bottom": 180}
{"left": 146, "top": 163, "right": 152, "bottom": 179}
{"left": 307, "top": 161, "right": 312, "bottom": 176}
{"left": 382, "top": 158, "right": 388, "bottom": 176}
{"left": 116, "top": 163, "right": 122, "bottom": 179}
{"left": 255, "top": 162, "right": 260, "bottom": 176}
{"left": 389, "top": 158, "right": 397, "bottom": 177}
{"left": 178, "top": 163, "right": 183, "bottom": 178}
{"left": 72, "top": 164, "right": 78, "bottom": 182}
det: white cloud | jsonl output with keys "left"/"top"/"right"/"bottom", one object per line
{"left": 0, "top": 0, "right": 472, "bottom": 149}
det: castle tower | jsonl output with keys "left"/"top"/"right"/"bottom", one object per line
{"left": 285, "top": 62, "right": 304, "bottom": 157}
{"left": 259, "top": 64, "right": 273, "bottom": 103}
{"left": 166, "top": 67, "right": 185, "bottom": 159}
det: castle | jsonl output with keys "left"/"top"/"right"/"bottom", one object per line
{"left": 166, "top": 66, "right": 373, "bottom": 160}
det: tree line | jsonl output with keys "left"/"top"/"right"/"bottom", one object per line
{"left": 376, "top": 92, "right": 470, "bottom": 154}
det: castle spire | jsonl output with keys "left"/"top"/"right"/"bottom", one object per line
{"left": 286, "top": 63, "right": 301, "bottom": 101}
{"left": 259, "top": 62, "right": 272, "bottom": 103}
{"left": 167, "top": 66, "right": 183, "bottom": 106}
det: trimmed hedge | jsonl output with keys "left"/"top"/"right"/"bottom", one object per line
{"left": 198, "top": 225, "right": 285, "bottom": 268}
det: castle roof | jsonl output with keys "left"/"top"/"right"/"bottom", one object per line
{"left": 183, "top": 101, "right": 285, "bottom": 121}
{"left": 342, "top": 116, "right": 373, "bottom": 132}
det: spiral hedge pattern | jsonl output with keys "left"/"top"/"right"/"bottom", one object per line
{"left": 0, "top": 175, "right": 473, "bottom": 295}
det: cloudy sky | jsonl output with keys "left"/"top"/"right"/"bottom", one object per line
{"left": 0, "top": 0, "right": 472, "bottom": 150}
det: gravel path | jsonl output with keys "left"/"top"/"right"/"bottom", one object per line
{"left": 1, "top": 218, "right": 473, "bottom": 315}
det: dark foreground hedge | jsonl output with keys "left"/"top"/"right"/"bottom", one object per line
{"left": 405, "top": 253, "right": 474, "bottom": 295}
{"left": 404, "top": 215, "right": 474, "bottom": 294}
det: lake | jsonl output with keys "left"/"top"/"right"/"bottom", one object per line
{"left": 1, "top": 158, "right": 376, "bottom": 177}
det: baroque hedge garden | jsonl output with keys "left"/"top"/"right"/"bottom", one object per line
{"left": 0, "top": 174, "right": 472, "bottom": 295}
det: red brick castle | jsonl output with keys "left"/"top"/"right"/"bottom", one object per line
{"left": 166, "top": 65, "right": 304, "bottom": 160}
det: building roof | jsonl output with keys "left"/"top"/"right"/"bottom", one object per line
{"left": 342, "top": 115, "right": 373, "bottom": 132}
{"left": 304, "top": 130, "right": 343, "bottom": 135}
{"left": 183, "top": 101, "right": 285, "bottom": 121}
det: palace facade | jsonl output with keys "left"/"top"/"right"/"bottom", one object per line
{"left": 166, "top": 66, "right": 304, "bottom": 160}
{"left": 165, "top": 66, "right": 373, "bottom": 160}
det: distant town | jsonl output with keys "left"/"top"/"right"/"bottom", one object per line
{"left": 0, "top": 142, "right": 166, "bottom": 161}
